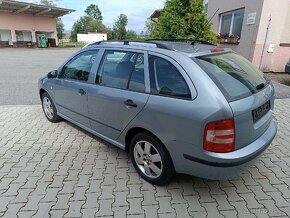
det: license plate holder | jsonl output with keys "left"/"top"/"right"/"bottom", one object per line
{"left": 252, "top": 100, "right": 271, "bottom": 123}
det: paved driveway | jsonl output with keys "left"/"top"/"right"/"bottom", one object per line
{"left": 0, "top": 99, "right": 289, "bottom": 217}
{"left": 0, "top": 48, "right": 79, "bottom": 105}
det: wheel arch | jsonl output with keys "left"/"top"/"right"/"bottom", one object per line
{"left": 125, "top": 127, "right": 175, "bottom": 170}
{"left": 39, "top": 88, "right": 47, "bottom": 98}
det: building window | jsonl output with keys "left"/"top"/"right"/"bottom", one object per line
{"left": 16, "top": 31, "right": 24, "bottom": 41}
{"left": 219, "top": 9, "right": 244, "bottom": 37}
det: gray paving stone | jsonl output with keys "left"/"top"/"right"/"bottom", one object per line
{"left": 168, "top": 189, "right": 187, "bottom": 204}
{"left": 40, "top": 187, "right": 61, "bottom": 203}
{"left": 33, "top": 202, "right": 54, "bottom": 218}
{"left": 127, "top": 198, "right": 144, "bottom": 215}
{"left": 240, "top": 193, "right": 264, "bottom": 209}
{"left": 64, "top": 200, "right": 85, "bottom": 218}
{"left": 70, "top": 186, "right": 87, "bottom": 201}
{"left": 266, "top": 191, "right": 290, "bottom": 207}
{"left": 220, "top": 210, "right": 238, "bottom": 218}
{"left": 273, "top": 184, "right": 290, "bottom": 199}
{"left": 81, "top": 208, "right": 98, "bottom": 218}
{"left": 247, "top": 185, "right": 271, "bottom": 200}
{"left": 141, "top": 190, "right": 158, "bottom": 206}
{"left": 49, "top": 209, "right": 68, "bottom": 218}
{"left": 82, "top": 192, "right": 100, "bottom": 209}
{"left": 189, "top": 211, "right": 207, "bottom": 217}
{"left": 51, "top": 194, "right": 72, "bottom": 210}
{"left": 112, "top": 191, "right": 129, "bottom": 207}
{"left": 184, "top": 195, "right": 205, "bottom": 212}
{"left": 127, "top": 172, "right": 142, "bottom": 185}
{"left": 21, "top": 195, "right": 44, "bottom": 211}
{"left": 157, "top": 197, "right": 175, "bottom": 214}
{"left": 95, "top": 199, "right": 114, "bottom": 217}
{"left": 230, "top": 201, "right": 256, "bottom": 218}
{"left": 1, "top": 100, "right": 290, "bottom": 218}
{"left": 17, "top": 210, "right": 37, "bottom": 218}
{"left": 172, "top": 203, "right": 191, "bottom": 218}
{"left": 3, "top": 203, "right": 25, "bottom": 218}
{"left": 212, "top": 194, "right": 235, "bottom": 211}
{"left": 10, "top": 188, "right": 33, "bottom": 204}
{"left": 158, "top": 213, "right": 176, "bottom": 218}
{"left": 142, "top": 205, "right": 158, "bottom": 218}
{"left": 2, "top": 182, "right": 24, "bottom": 197}
{"left": 201, "top": 202, "right": 224, "bottom": 218}
{"left": 258, "top": 199, "right": 287, "bottom": 217}
{"left": 128, "top": 184, "right": 143, "bottom": 198}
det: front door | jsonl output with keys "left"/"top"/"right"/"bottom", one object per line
{"left": 87, "top": 49, "right": 149, "bottom": 139}
{"left": 53, "top": 50, "right": 99, "bottom": 127}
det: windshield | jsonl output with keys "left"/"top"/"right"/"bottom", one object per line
{"left": 194, "top": 52, "right": 268, "bottom": 102}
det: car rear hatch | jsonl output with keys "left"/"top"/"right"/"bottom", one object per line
{"left": 194, "top": 51, "right": 275, "bottom": 150}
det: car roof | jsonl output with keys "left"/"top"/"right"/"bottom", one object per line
{"left": 85, "top": 40, "right": 233, "bottom": 57}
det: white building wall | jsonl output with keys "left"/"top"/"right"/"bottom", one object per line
{"left": 77, "top": 33, "right": 107, "bottom": 43}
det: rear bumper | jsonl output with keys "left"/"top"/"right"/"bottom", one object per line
{"left": 171, "top": 117, "right": 277, "bottom": 180}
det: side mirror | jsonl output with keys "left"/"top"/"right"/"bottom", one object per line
{"left": 47, "top": 70, "right": 58, "bottom": 79}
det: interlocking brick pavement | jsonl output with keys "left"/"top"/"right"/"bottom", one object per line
{"left": 0, "top": 99, "right": 290, "bottom": 217}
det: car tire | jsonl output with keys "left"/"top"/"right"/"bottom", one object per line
{"left": 41, "top": 92, "right": 62, "bottom": 123}
{"left": 129, "top": 133, "right": 175, "bottom": 185}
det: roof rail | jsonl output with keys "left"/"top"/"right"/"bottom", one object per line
{"left": 145, "top": 38, "right": 216, "bottom": 46}
{"left": 90, "top": 40, "right": 172, "bottom": 50}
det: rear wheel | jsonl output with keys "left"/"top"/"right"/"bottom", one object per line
{"left": 41, "top": 92, "right": 62, "bottom": 123}
{"left": 129, "top": 133, "right": 175, "bottom": 185}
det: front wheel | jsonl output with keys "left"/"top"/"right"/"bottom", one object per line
{"left": 41, "top": 92, "right": 62, "bottom": 123}
{"left": 129, "top": 133, "right": 175, "bottom": 185}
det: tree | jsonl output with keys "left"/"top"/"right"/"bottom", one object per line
{"left": 152, "top": 0, "right": 216, "bottom": 43}
{"left": 126, "top": 30, "right": 138, "bottom": 40}
{"left": 85, "top": 4, "right": 103, "bottom": 21}
{"left": 70, "top": 16, "right": 107, "bottom": 42}
{"left": 112, "top": 14, "right": 128, "bottom": 40}
{"left": 40, "top": 0, "right": 56, "bottom": 6}
{"left": 143, "top": 19, "right": 157, "bottom": 38}
{"left": 56, "top": 18, "right": 64, "bottom": 39}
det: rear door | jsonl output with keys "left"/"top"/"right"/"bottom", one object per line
{"left": 87, "top": 49, "right": 150, "bottom": 140}
{"left": 195, "top": 52, "right": 275, "bottom": 150}
{"left": 53, "top": 50, "right": 99, "bottom": 127}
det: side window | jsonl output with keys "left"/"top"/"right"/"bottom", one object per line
{"left": 149, "top": 55, "right": 191, "bottom": 99}
{"left": 97, "top": 50, "right": 145, "bottom": 92}
{"left": 60, "top": 50, "right": 98, "bottom": 82}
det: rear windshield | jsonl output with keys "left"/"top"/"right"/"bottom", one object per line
{"left": 194, "top": 52, "right": 268, "bottom": 102}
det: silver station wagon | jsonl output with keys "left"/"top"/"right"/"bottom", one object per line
{"left": 39, "top": 40, "right": 277, "bottom": 185}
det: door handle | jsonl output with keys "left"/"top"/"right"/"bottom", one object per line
{"left": 78, "top": 89, "right": 86, "bottom": 95}
{"left": 124, "top": 99, "right": 137, "bottom": 108}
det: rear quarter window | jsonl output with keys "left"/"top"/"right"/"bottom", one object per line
{"left": 194, "top": 52, "right": 268, "bottom": 102}
{"left": 149, "top": 55, "right": 191, "bottom": 99}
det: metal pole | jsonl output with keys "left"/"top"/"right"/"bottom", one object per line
{"left": 259, "top": 16, "right": 271, "bottom": 70}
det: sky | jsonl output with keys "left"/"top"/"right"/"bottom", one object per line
{"left": 25, "top": 0, "right": 165, "bottom": 33}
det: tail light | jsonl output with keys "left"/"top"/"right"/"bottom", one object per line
{"left": 204, "top": 119, "right": 235, "bottom": 153}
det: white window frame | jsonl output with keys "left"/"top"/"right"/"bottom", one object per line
{"left": 219, "top": 9, "right": 244, "bottom": 35}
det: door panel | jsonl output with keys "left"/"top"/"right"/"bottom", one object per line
{"left": 53, "top": 79, "right": 89, "bottom": 127}
{"left": 87, "top": 85, "right": 149, "bottom": 139}
{"left": 87, "top": 49, "right": 149, "bottom": 139}
{"left": 52, "top": 50, "right": 99, "bottom": 127}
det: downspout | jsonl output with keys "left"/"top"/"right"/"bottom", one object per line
{"left": 259, "top": 16, "right": 271, "bottom": 70}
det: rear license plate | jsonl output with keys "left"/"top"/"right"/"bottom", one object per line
{"left": 252, "top": 100, "right": 271, "bottom": 123}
